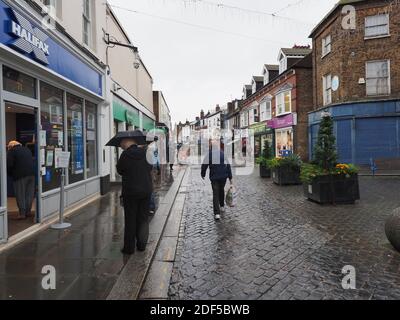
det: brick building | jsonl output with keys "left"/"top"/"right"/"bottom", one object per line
{"left": 241, "top": 47, "right": 313, "bottom": 161}
{"left": 309, "top": 0, "right": 400, "bottom": 169}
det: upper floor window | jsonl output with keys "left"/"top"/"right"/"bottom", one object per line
{"left": 83, "top": 0, "right": 92, "bottom": 46}
{"left": 323, "top": 74, "right": 332, "bottom": 105}
{"left": 276, "top": 91, "right": 291, "bottom": 116}
{"left": 263, "top": 70, "right": 269, "bottom": 85}
{"left": 365, "top": 14, "right": 389, "bottom": 39}
{"left": 260, "top": 101, "right": 272, "bottom": 121}
{"left": 322, "top": 34, "right": 331, "bottom": 57}
{"left": 366, "top": 60, "right": 390, "bottom": 96}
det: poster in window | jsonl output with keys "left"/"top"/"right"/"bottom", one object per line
{"left": 50, "top": 105, "right": 63, "bottom": 124}
{"left": 72, "top": 111, "right": 84, "bottom": 174}
{"left": 87, "top": 113, "right": 95, "bottom": 130}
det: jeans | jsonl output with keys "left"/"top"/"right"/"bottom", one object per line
{"left": 149, "top": 192, "right": 156, "bottom": 212}
{"left": 14, "top": 176, "right": 35, "bottom": 216}
{"left": 211, "top": 179, "right": 227, "bottom": 216}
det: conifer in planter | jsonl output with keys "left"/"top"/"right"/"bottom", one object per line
{"left": 267, "top": 154, "right": 302, "bottom": 186}
{"left": 256, "top": 140, "right": 273, "bottom": 178}
{"left": 301, "top": 113, "right": 360, "bottom": 204}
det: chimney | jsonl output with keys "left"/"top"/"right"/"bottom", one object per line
{"left": 200, "top": 110, "right": 205, "bottom": 119}
{"left": 292, "top": 44, "right": 311, "bottom": 49}
{"left": 216, "top": 104, "right": 221, "bottom": 112}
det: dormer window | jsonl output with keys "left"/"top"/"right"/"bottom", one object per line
{"left": 252, "top": 81, "right": 257, "bottom": 94}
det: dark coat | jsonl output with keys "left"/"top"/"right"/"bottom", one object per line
{"left": 116, "top": 145, "right": 153, "bottom": 197}
{"left": 201, "top": 150, "right": 233, "bottom": 182}
{"left": 7, "top": 145, "right": 35, "bottom": 181}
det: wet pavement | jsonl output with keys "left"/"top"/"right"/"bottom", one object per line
{"left": 0, "top": 165, "right": 181, "bottom": 300}
{"left": 169, "top": 168, "right": 400, "bottom": 300}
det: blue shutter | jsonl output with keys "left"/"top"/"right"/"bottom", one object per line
{"left": 355, "top": 118, "right": 398, "bottom": 165}
{"left": 336, "top": 120, "right": 353, "bottom": 164}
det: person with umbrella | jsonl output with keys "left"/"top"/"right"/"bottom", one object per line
{"left": 107, "top": 130, "right": 153, "bottom": 255}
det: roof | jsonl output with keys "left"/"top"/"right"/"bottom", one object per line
{"left": 309, "top": 0, "right": 368, "bottom": 37}
{"left": 244, "top": 85, "right": 252, "bottom": 89}
{"left": 281, "top": 47, "right": 313, "bottom": 57}
{"left": 264, "top": 64, "right": 279, "bottom": 71}
{"left": 252, "top": 76, "right": 264, "bottom": 83}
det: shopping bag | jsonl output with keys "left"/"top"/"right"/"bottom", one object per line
{"left": 225, "top": 185, "right": 236, "bottom": 207}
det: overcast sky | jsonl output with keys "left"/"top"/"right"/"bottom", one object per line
{"left": 107, "top": 0, "right": 338, "bottom": 125}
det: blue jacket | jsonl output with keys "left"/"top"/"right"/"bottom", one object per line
{"left": 201, "top": 151, "right": 233, "bottom": 182}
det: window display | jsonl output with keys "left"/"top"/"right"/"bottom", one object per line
{"left": 67, "top": 93, "right": 84, "bottom": 184}
{"left": 3, "top": 66, "right": 37, "bottom": 99}
{"left": 85, "top": 101, "right": 98, "bottom": 178}
{"left": 40, "top": 82, "right": 64, "bottom": 192}
{"left": 276, "top": 128, "right": 294, "bottom": 157}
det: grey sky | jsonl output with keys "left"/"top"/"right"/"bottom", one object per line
{"left": 107, "top": 0, "right": 338, "bottom": 125}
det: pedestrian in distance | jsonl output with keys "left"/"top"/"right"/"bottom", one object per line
{"left": 116, "top": 131, "right": 153, "bottom": 255}
{"left": 6, "top": 141, "right": 35, "bottom": 220}
{"left": 201, "top": 140, "right": 233, "bottom": 221}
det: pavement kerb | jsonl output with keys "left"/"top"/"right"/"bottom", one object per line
{"left": 106, "top": 166, "right": 189, "bottom": 300}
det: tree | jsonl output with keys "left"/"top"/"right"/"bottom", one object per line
{"left": 313, "top": 113, "right": 338, "bottom": 170}
{"left": 262, "top": 139, "right": 272, "bottom": 160}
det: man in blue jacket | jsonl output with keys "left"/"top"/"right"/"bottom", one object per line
{"left": 201, "top": 141, "right": 233, "bottom": 221}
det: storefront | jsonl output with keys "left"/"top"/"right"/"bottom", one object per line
{"left": 0, "top": 0, "right": 104, "bottom": 242}
{"left": 250, "top": 123, "right": 275, "bottom": 159}
{"left": 268, "top": 113, "right": 297, "bottom": 157}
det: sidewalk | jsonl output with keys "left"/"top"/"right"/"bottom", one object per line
{"left": 0, "top": 165, "right": 186, "bottom": 300}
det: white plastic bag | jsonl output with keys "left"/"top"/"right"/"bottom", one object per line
{"left": 225, "top": 185, "right": 236, "bottom": 207}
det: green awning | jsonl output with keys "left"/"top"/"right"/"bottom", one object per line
{"left": 113, "top": 96, "right": 140, "bottom": 127}
{"left": 143, "top": 115, "right": 155, "bottom": 131}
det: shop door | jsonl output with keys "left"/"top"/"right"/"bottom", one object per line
{"left": 3, "top": 102, "right": 40, "bottom": 239}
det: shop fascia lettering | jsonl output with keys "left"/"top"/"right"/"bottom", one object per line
{"left": 8, "top": 9, "right": 50, "bottom": 64}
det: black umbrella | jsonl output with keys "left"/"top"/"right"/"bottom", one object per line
{"left": 106, "top": 130, "right": 152, "bottom": 147}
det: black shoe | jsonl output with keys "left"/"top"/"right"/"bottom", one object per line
{"left": 137, "top": 244, "right": 146, "bottom": 252}
{"left": 121, "top": 249, "right": 135, "bottom": 255}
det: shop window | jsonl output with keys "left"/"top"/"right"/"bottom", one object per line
{"left": 40, "top": 82, "right": 64, "bottom": 192}
{"left": 67, "top": 94, "right": 84, "bottom": 184}
{"left": 276, "top": 91, "right": 291, "bottom": 116}
{"left": 85, "top": 101, "right": 98, "bottom": 178}
{"left": 365, "top": 14, "right": 389, "bottom": 39}
{"left": 3, "top": 66, "right": 36, "bottom": 99}
{"left": 366, "top": 60, "right": 390, "bottom": 96}
{"left": 323, "top": 74, "right": 332, "bottom": 105}
{"left": 276, "top": 128, "right": 294, "bottom": 157}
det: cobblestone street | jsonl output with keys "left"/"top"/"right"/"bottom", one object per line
{"left": 169, "top": 167, "right": 400, "bottom": 300}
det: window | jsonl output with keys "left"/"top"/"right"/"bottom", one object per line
{"left": 365, "top": 14, "right": 389, "bottom": 38}
{"left": 42, "top": 0, "right": 57, "bottom": 18}
{"left": 322, "top": 34, "right": 331, "bottom": 57}
{"left": 3, "top": 66, "right": 36, "bottom": 98}
{"left": 279, "top": 58, "right": 287, "bottom": 74}
{"left": 323, "top": 74, "right": 332, "bottom": 105}
{"left": 260, "top": 101, "right": 272, "bottom": 121}
{"left": 276, "top": 128, "right": 294, "bottom": 157}
{"left": 40, "top": 82, "right": 64, "bottom": 192}
{"left": 83, "top": 0, "right": 91, "bottom": 46}
{"left": 67, "top": 94, "right": 84, "bottom": 184}
{"left": 366, "top": 60, "right": 390, "bottom": 96}
{"left": 263, "top": 70, "right": 269, "bottom": 85}
{"left": 276, "top": 91, "right": 291, "bottom": 116}
{"left": 85, "top": 101, "right": 98, "bottom": 178}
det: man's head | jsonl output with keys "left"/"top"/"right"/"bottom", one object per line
{"left": 7, "top": 140, "right": 21, "bottom": 151}
{"left": 120, "top": 138, "right": 139, "bottom": 150}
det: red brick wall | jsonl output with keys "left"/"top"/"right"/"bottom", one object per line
{"left": 312, "top": 0, "right": 400, "bottom": 109}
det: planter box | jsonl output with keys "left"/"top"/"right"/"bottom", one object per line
{"left": 260, "top": 165, "right": 271, "bottom": 178}
{"left": 304, "top": 174, "right": 360, "bottom": 204}
{"left": 271, "top": 167, "right": 301, "bottom": 186}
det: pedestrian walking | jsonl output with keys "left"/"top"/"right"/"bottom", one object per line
{"left": 115, "top": 131, "right": 153, "bottom": 255}
{"left": 6, "top": 141, "right": 35, "bottom": 220}
{"left": 201, "top": 140, "right": 233, "bottom": 221}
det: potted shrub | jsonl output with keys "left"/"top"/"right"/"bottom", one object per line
{"left": 267, "top": 154, "right": 302, "bottom": 186}
{"left": 256, "top": 140, "right": 273, "bottom": 178}
{"left": 301, "top": 113, "right": 360, "bottom": 204}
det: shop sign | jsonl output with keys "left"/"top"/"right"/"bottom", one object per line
{"left": 0, "top": 0, "right": 103, "bottom": 96}
{"left": 267, "top": 113, "right": 297, "bottom": 129}
{"left": 8, "top": 9, "right": 50, "bottom": 64}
